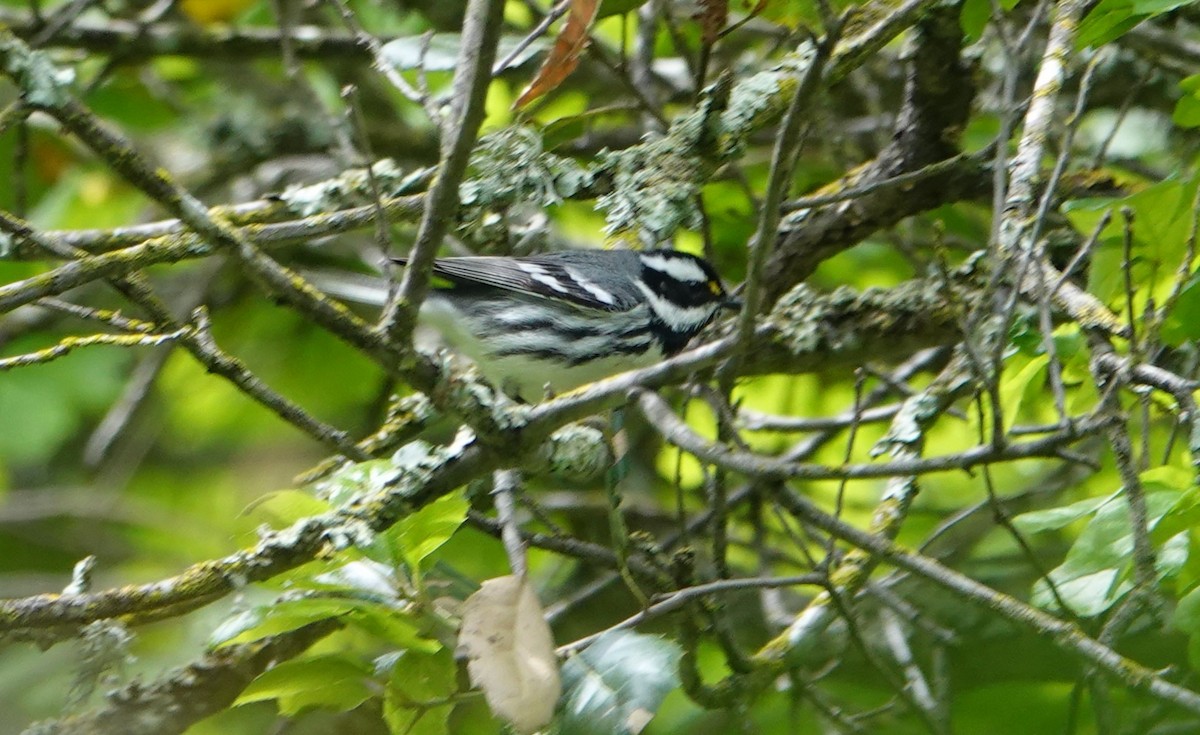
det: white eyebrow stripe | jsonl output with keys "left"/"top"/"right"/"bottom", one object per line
{"left": 639, "top": 253, "right": 709, "bottom": 283}
{"left": 564, "top": 266, "right": 618, "bottom": 305}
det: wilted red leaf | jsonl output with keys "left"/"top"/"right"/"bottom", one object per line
{"left": 698, "top": 0, "right": 729, "bottom": 46}
{"left": 514, "top": 0, "right": 601, "bottom": 109}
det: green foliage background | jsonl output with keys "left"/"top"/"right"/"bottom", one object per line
{"left": 1, "top": 0, "right": 1200, "bottom": 733}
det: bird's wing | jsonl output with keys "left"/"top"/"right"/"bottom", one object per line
{"left": 393, "top": 255, "right": 628, "bottom": 311}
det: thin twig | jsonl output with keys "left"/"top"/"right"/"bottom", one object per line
{"left": 720, "top": 19, "right": 840, "bottom": 388}
{"left": 637, "top": 389, "right": 1109, "bottom": 481}
{"left": 770, "top": 485, "right": 1200, "bottom": 715}
{"left": 378, "top": 0, "right": 506, "bottom": 345}
{"left": 492, "top": 469, "right": 528, "bottom": 577}
{"left": 557, "top": 574, "right": 824, "bottom": 655}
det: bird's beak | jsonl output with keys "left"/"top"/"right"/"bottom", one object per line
{"left": 722, "top": 295, "right": 743, "bottom": 311}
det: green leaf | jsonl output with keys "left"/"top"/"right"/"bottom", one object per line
{"left": 1160, "top": 488, "right": 1200, "bottom": 536}
{"left": 237, "top": 654, "right": 373, "bottom": 716}
{"left": 242, "top": 489, "right": 332, "bottom": 527}
{"left": 29, "top": 169, "right": 143, "bottom": 231}
{"left": 0, "top": 342, "right": 128, "bottom": 465}
{"left": 1077, "top": 0, "right": 1193, "bottom": 47}
{"left": 310, "top": 559, "right": 400, "bottom": 601}
{"left": 1150, "top": 470, "right": 1200, "bottom": 543}
{"left": 1179, "top": 579, "right": 1200, "bottom": 626}
{"left": 543, "top": 107, "right": 623, "bottom": 151}
{"left": 959, "top": 0, "right": 990, "bottom": 43}
{"left": 596, "top": 0, "right": 647, "bottom": 17}
{"left": 1012, "top": 494, "right": 1115, "bottom": 534}
{"left": 1175, "top": 75, "right": 1200, "bottom": 129}
{"left": 383, "top": 649, "right": 456, "bottom": 735}
{"left": 1160, "top": 531, "right": 1191, "bottom": 581}
{"left": 211, "top": 595, "right": 433, "bottom": 651}
{"left": 559, "top": 631, "right": 683, "bottom": 735}
{"left": 999, "top": 353, "right": 1050, "bottom": 431}
{"left": 1033, "top": 569, "right": 1123, "bottom": 618}
{"left": 1065, "top": 178, "right": 1199, "bottom": 325}
{"left": 1175, "top": 96, "right": 1200, "bottom": 129}
{"left": 0, "top": 370, "right": 75, "bottom": 465}
{"left": 211, "top": 598, "right": 355, "bottom": 647}
{"left": 382, "top": 493, "right": 469, "bottom": 574}
{"left": 959, "top": 0, "right": 1021, "bottom": 42}
{"left": 345, "top": 601, "right": 436, "bottom": 651}
{"left": 1189, "top": 630, "right": 1200, "bottom": 671}
{"left": 1033, "top": 491, "right": 1184, "bottom": 616}
{"left": 1141, "top": 465, "right": 1195, "bottom": 492}
{"left": 1163, "top": 270, "right": 1200, "bottom": 345}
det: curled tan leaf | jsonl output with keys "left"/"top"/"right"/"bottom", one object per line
{"left": 457, "top": 575, "right": 561, "bottom": 733}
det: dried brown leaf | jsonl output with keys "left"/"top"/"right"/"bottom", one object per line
{"left": 515, "top": 0, "right": 601, "bottom": 109}
{"left": 698, "top": 0, "right": 729, "bottom": 46}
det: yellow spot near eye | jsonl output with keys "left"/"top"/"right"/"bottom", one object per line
{"left": 709, "top": 281, "right": 722, "bottom": 295}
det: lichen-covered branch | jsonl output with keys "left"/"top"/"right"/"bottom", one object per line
{"left": 24, "top": 621, "right": 341, "bottom": 735}
{"left": 0, "top": 211, "right": 369, "bottom": 457}
{"left": 0, "top": 273, "right": 991, "bottom": 638}
{"left": 0, "top": 8, "right": 376, "bottom": 61}
{"left": 766, "top": 6, "right": 976, "bottom": 302}
{"left": 636, "top": 387, "right": 1107, "bottom": 482}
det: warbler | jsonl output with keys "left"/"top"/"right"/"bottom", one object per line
{"left": 391, "top": 249, "right": 739, "bottom": 399}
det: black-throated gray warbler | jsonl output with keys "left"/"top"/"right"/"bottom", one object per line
{"left": 392, "top": 249, "right": 739, "bottom": 399}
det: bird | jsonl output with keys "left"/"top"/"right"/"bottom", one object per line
{"left": 391, "top": 249, "right": 740, "bottom": 400}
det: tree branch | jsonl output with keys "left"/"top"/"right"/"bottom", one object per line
{"left": 770, "top": 485, "right": 1200, "bottom": 715}
{"left": 766, "top": 6, "right": 976, "bottom": 302}
{"left": 27, "top": 621, "right": 341, "bottom": 734}
{"left": 379, "top": 0, "right": 506, "bottom": 344}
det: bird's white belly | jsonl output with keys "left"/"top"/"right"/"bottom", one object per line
{"left": 477, "top": 345, "right": 664, "bottom": 398}
{"left": 419, "top": 298, "right": 662, "bottom": 399}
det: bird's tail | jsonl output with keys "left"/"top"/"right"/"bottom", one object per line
{"left": 301, "top": 269, "right": 392, "bottom": 307}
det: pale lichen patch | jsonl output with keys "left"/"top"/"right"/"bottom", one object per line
{"left": 0, "top": 31, "right": 75, "bottom": 108}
